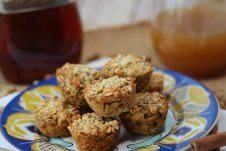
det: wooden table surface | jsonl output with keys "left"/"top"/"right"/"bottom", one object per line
{"left": 0, "top": 0, "right": 226, "bottom": 97}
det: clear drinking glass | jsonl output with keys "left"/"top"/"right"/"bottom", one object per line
{"left": 0, "top": 0, "right": 83, "bottom": 84}
{"left": 150, "top": 0, "right": 226, "bottom": 77}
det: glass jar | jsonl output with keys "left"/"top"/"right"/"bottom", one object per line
{"left": 0, "top": 0, "right": 83, "bottom": 84}
{"left": 150, "top": 0, "right": 226, "bottom": 77}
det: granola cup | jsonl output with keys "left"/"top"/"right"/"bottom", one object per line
{"left": 120, "top": 92, "right": 168, "bottom": 135}
{"left": 142, "top": 71, "right": 164, "bottom": 92}
{"left": 102, "top": 54, "right": 153, "bottom": 92}
{"left": 68, "top": 113, "right": 120, "bottom": 151}
{"left": 34, "top": 97, "right": 73, "bottom": 137}
{"left": 61, "top": 102, "right": 93, "bottom": 124}
{"left": 56, "top": 63, "right": 101, "bottom": 106}
{"left": 83, "top": 76, "right": 136, "bottom": 117}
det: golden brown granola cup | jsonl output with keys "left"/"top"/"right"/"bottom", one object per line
{"left": 136, "top": 71, "right": 152, "bottom": 91}
{"left": 120, "top": 92, "right": 168, "bottom": 135}
{"left": 63, "top": 102, "right": 94, "bottom": 124}
{"left": 102, "top": 54, "right": 153, "bottom": 92}
{"left": 142, "top": 71, "right": 164, "bottom": 92}
{"left": 68, "top": 113, "right": 120, "bottom": 151}
{"left": 83, "top": 76, "right": 136, "bottom": 117}
{"left": 34, "top": 97, "right": 71, "bottom": 137}
{"left": 56, "top": 63, "right": 101, "bottom": 106}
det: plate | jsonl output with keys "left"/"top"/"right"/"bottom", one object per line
{"left": 0, "top": 68, "right": 219, "bottom": 151}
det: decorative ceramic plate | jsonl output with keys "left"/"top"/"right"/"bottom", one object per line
{"left": 0, "top": 68, "right": 219, "bottom": 151}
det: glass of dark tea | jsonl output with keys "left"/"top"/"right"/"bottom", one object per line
{"left": 0, "top": 0, "right": 83, "bottom": 84}
{"left": 150, "top": 0, "right": 226, "bottom": 77}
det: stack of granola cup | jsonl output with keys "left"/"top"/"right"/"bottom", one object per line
{"left": 34, "top": 54, "right": 169, "bottom": 151}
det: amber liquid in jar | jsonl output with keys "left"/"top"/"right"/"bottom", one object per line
{"left": 0, "top": 2, "right": 83, "bottom": 84}
{"left": 151, "top": 8, "right": 226, "bottom": 77}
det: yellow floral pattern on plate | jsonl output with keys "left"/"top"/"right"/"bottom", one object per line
{"left": 170, "top": 85, "right": 210, "bottom": 120}
{"left": 19, "top": 85, "right": 60, "bottom": 112}
{"left": 4, "top": 112, "right": 45, "bottom": 141}
{"left": 163, "top": 73, "right": 176, "bottom": 93}
{"left": 31, "top": 141, "right": 70, "bottom": 151}
{"left": 159, "top": 116, "right": 207, "bottom": 144}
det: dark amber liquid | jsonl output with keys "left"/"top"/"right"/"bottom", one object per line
{"left": 151, "top": 8, "right": 226, "bottom": 77}
{"left": 0, "top": 3, "right": 82, "bottom": 84}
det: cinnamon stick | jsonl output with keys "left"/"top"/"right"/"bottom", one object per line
{"left": 209, "top": 125, "right": 218, "bottom": 135}
{"left": 191, "top": 131, "right": 226, "bottom": 151}
{"left": 208, "top": 125, "right": 220, "bottom": 151}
